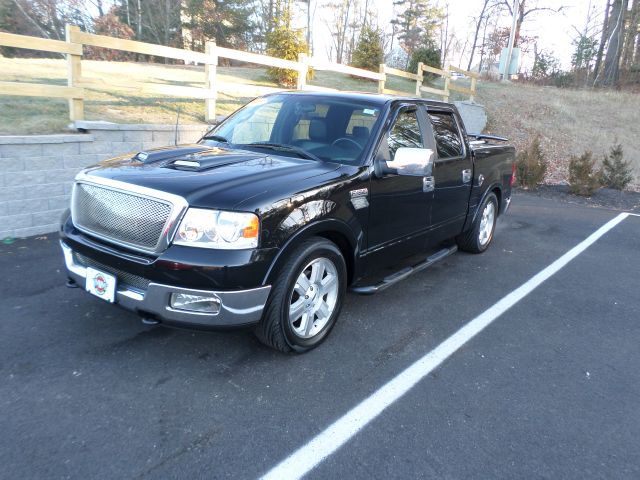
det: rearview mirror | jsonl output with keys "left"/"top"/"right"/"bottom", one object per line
{"left": 386, "top": 147, "right": 436, "bottom": 177}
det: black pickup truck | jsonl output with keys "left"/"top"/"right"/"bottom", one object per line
{"left": 60, "top": 92, "right": 516, "bottom": 352}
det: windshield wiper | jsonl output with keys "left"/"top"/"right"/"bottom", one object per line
{"left": 240, "top": 142, "right": 323, "bottom": 162}
{"left": 201, "top": 134, "right": 230, "bottom": 144}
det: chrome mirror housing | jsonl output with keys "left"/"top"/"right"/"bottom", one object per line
{"left": 386, "top": 147, "right": 436, "bottom": 177}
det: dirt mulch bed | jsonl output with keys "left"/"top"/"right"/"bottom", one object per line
{"left": 517, "top": 185, "right": 640, "bottom": 213}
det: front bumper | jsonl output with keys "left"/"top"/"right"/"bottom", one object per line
{"left": 61, "top": 241, "right": 271, "bottom": 328}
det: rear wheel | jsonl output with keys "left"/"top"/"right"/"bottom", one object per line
{"left": 254, "top": 237, "right": 346, "bottom": 353}
{"left": 456, "top": 192, "right": 498, "bottom": 254}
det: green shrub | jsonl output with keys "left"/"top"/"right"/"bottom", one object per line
{"left": 408, "top": 42, "right": 441, "bottom": 77}
{"left": 569, "top": 151, "right": 600, "bottom": 196}
{"left": 351, "top": 26, "right": 385, "bottom": 73}
{"left": 515, "top": 135, "right": 547, "bottom": 188}
{"left": 600, "top": 143, "right": 633, "bottom": 190}
{"left": 265, "top": 9, "right": 308, "bottom": 88}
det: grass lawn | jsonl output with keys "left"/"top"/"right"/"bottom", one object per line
{"left": 0, "top": 58, "right": 415, "bottom": 135}
{"left": 1, "top": 57, "right": 638, "bottom": 187}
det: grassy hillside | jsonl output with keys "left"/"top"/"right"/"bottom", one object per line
{"left": 476, "top": 82, "right": 640, "bottom": 189}
{"left": 1, "top": 57, "right": 638, "bottom": 188}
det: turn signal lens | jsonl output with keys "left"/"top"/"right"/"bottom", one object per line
{"left": 243, "top": 215, "right": 260, "bottom": 238}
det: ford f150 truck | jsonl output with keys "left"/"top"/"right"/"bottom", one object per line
{"left": 60, "top": 92, "right": 516, "bottom": 352}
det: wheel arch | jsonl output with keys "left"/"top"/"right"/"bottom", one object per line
{"left": 471, "top": 183, "right": 502, "bottom": 225}
{"left": 262, "top": 219, "right": 358, "bottom": 286}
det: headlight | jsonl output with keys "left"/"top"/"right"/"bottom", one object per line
{"left": 174, "top": 208, "right": 259, "bottom": 249}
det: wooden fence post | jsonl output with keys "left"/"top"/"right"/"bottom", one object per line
{"left": 297, "top": 53, "right": 308, "bottom": 90}
{"left": 65, "top": 24, "right": 83, "bottom": 121}
{"left": 415, "top": 62, "right": 424, "bottom": 96}
{"left": 470, "top": 76, "right": 477, "bottom": 102}
{"left": 205, "top": 41, "right": 217, "bottom": 123}
{"left": 378, "top": 64, "right": 386, "bottom": 93}
{"left": 443, "top": 65, "right": 450, "bottom": 102}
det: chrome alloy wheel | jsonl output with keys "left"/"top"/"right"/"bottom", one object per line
{"left": 478, "top": 201, "right": 496, "bottom": 247}
{"left": 288, "top": 257, "right": 339, "bottom": 339}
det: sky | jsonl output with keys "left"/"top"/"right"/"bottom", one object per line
{"left": 304, "top": 0, "right": 600, "bottom": 71}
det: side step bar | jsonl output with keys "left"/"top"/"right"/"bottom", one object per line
{"left": 350, "top": 245, "right": 458, "bottom": 295}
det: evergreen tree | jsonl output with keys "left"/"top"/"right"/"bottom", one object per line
{"left": 351, "top": 26, "right": 384, "bottom": 73}
{"left": 408, "top": 40, "right": 441, "bottom": 74}
{"left": 391, "top": 0, "right": 442, "bottom": 59}
{"left": 600, "top": 144, "right": 633, "bottom": 190}
{"left": 181, "top": 0, "right": 254, "bottom": 50}
{"left": 265, "top": 0, "right": 307, "bottom": 87}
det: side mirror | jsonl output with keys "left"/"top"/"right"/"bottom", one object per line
{"left": 386, "top": 147, "right": 436, "bottom": 176}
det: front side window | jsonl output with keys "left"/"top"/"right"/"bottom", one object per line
{"left": 428, "top": 111, "right": 463, "bottom": 158}
{"left": 387, "top": 109, "right": 424, "bottom": 160}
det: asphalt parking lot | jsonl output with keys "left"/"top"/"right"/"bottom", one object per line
{"left": 1, "top": 193, "right": 639, "bottom": 479}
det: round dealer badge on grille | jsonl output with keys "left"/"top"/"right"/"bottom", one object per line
{"left": 93, "top": 274, "right": 108, "bottom": 295}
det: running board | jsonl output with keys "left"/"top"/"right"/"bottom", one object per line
{"left": 350, "top": 245, "right": 458, "bottom": 295}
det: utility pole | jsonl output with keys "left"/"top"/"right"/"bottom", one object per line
{"left": 502, "top": 0, "right": 519, "bottom": 81}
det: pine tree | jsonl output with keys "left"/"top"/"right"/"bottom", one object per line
{"left": 515, "top": 135, "right": 547, "bottom": 189}
{"left": 265, "top": 0, "right": 307, "bottom": 87}
{"left": 569, "top": 151, "right": 600, "bottom": 196}
{"left": 600, "top": 144, "right": 633, "bottom": 190}
{"left": 391, "top": 0, "right": 443, "bottom": 59}
{"left": 351, "top": 26, "right": 384, "bottom": 73}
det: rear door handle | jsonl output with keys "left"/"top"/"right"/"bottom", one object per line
{"left": 462, "top": 169, "right": 472, "bottom": 183}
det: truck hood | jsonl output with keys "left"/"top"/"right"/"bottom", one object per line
{"left": 82, "top": 144, "right": 343, "bottom": 210}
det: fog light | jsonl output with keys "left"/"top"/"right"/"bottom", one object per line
{"left": 170, "top": 293, "right": 221, "bottom": 314}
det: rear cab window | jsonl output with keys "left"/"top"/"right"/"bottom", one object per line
{"left": 427, "top": 111, "right": 464, "bottom": 159}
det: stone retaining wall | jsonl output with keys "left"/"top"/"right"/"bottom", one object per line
{"left": 0, "top": 122, "right": 209, "bottom": 239}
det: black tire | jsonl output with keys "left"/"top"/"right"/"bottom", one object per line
{"left": 254, "top": 237, "right": 347, "bottom": 353}
{"left": 456, "top": 192, "right": 498, "bottom": 254}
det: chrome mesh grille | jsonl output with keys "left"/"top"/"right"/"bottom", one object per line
{"left": 73, "top": 183, "right": 173, "bottom": 251}
{"left": 73, "top": 252, "right": 151, "bottom": 292}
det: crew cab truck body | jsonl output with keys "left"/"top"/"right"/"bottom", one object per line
{"left": 60, "top": 92, "right": 516, "bottom": 352}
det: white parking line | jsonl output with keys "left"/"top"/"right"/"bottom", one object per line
{"left": 261, "top": 212, "right": 630, "bottom": 480}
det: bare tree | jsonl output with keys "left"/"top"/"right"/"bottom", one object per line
{"left": 599, "top": 0, "right": 629, "bottom": 85}
{"left": 570, "top": 0, "right": 601, "bottom": 85}
{"left": 325, "top": 0, "right": 368, "bottom": 63}
{"left": 593, "top": 0, "right": 612, "bottom": 83}
{"left": 500, "top": 0, "right": 566, "bottom": 46}
{"left": 467, "top": 0, "right": 498, "bottom": 71}
{"left": 325, "top": 0, "right": 352, "bottom": 63}
{"left": 621, "top": 0, "right": 639, "bottom": 67}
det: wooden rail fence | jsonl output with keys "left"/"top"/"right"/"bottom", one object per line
{"left": 0, "top": 26, "right": 478, "bottom": 123}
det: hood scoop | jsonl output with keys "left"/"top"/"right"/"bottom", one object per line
{"left": 134, "top": 144, "right": 210, "bottom": 164}
{"left": 168, "top": 149, "right": 266, "bottom": 172}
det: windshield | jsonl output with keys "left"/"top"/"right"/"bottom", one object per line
{"left": 201, "top": 94, "right": 383, "bottom": 165}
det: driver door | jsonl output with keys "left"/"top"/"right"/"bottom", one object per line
{"left": 368, "top": 104, "right": 434, "bottom": 255}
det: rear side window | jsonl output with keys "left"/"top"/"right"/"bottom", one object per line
{"left": 428, "top": 111, "right": 463, "bottom": 158}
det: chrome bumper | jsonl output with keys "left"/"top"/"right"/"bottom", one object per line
{"left": 61, "top": 241, "right": 271, "bottom": 328}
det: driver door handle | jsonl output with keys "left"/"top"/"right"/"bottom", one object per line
{"left": 423, "top": 176, "right": 435, "bottom": 192}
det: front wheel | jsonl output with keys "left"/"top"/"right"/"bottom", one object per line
{"left": 254, "top": 237, "right": 346, "bottom": 353}
{"left": 456, "top": 192, "right": 498, "bottom": 254}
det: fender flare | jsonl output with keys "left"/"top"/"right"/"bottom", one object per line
{"left": 469, "top": 182, "right": 503, "bottom": 226}
{"left": 262, "top": 218, "right": 359, "bottom": 285}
